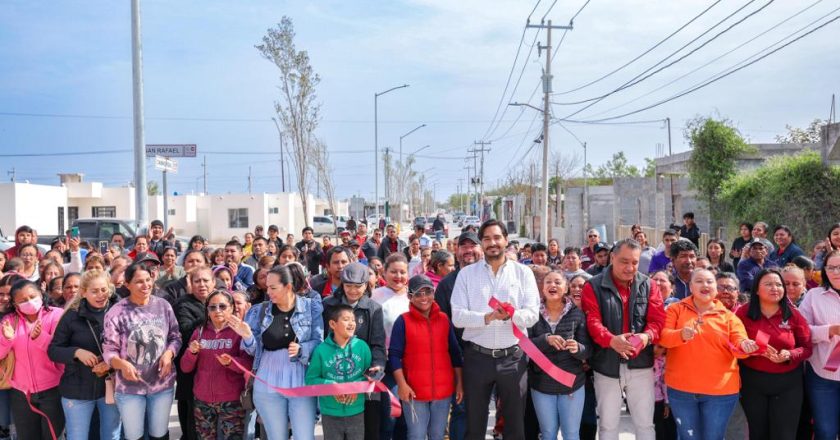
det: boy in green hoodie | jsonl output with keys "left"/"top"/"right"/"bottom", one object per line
{"left": 306, "top": 303, "right": 372, "bottom": 440}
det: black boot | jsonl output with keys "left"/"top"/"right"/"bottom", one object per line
{"left": 149, "top": 434, "right": 170, "bottom": 440}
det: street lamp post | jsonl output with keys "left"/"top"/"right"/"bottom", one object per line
{"left": 375, "top": 84, "right": 409, "bottom": 220}
{"left": 510, "top": 102, "right": 549, "bottom": 241}
{"left": 396, "top": 125, "right": 426, "bottom": 221}
{"left": 399, "top": 124, "right": 427, "bottom": 160}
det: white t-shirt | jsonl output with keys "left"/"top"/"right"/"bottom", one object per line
{"left": 371, "top": 285, "right": 410, "bottom": 348}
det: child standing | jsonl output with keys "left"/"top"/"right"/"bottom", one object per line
{"left": 180, "top": 290, "right": 253, "bottom": 440}
{"left": 389, "top": 275, "right": 464, "bottom": 440}
{"left": 306, "top": 304, "right": 372, "bottom": 440}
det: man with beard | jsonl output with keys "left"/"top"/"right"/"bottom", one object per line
{"left": 243, "top": 236, "right": 269, "bottom": 267}
{"left": 669, "top": 239, "right": 697, "bottom": 300}
{"left": 451, "top": 220, "right": 540, "bottom": 440}
{"left": 377, "top": 224, "right": 407, "bottom": 260}
{"left": 296, "top": 226, "right": 324, "bottom": 275}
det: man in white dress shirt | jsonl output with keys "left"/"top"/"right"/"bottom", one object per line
{"left": 451, "top": 219, "right": 540, "bottom": 440}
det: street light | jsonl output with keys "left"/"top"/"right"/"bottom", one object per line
{"left": 399, "top": 124, "right": 426, "bottom": 160}
{"left": 412, "top": 144, "right": 431, "bottom": 156}
{"left": 509, "top": 101, "right": 549, "bottom": 242}
{"left": 375, "top": 84, "right": 409, "bottom": 220}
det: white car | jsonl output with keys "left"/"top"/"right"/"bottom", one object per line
{"left": 312, "top": 216, "right": 336, "bottom": 236}
{"left": 462, "top": 216, "right": 481, "bottom": 228}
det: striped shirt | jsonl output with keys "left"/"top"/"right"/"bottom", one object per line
{"left": 799, "top": 286, "right": 840, "bottom": 380}
{"left": 450, "top": 258, "right": 540, "bottom": 349}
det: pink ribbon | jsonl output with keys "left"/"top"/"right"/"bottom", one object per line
{"left": 488, "top": 297, "right": 576, "bottom": 388}
{"left": 26, "top": 392, "right": 58, "bottom": 440}
{"left": 726, "top": 330, "right": 770, "bottom": 356}
{"left": 824, "top": 340, "right": 840, "bottom": 372}
{"left": 228, "top": 357, "right": 402, "bottom": 417}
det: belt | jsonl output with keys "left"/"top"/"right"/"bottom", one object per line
{"left": 468, "top": 342, "right": 520, "bottom": 359}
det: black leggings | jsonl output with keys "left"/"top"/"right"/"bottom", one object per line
{"left": 740, "top": 365, "right": 803, "bottom": 440}
{"left": 9, "top": 387, "right": 65, "bottom": 440}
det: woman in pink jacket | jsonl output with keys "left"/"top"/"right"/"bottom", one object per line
{"left": 0, "top": 279, "right": 66, "bottom": 439}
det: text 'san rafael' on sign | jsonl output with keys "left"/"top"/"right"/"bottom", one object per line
{"left": 145, "top": 144, "right": 197, "bottom": 158}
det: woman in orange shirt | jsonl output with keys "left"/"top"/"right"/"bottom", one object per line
{"left": 660, "top": 268, "right": 759, "bottom": 440}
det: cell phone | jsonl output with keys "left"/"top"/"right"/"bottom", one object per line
{"left": 365, "top": 368, "right": 385, "bottom": 382}
{"left": 99, "top": 241, "right": 109, "bottom": 254}
{"left": 71, "top": 226, "right": 80, "bottom": 238}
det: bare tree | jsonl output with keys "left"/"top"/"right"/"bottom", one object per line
{"left": 550, "top": 151, "right": 583, "bottom": 226}
{"left": 311, "top": 137, "right": 338, "bottom": 232}
{"left": 256, "top": 17, "right": 321, "bottom": 227}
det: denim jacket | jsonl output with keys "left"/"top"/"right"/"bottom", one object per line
{"left": 241, "top": 296, "right": 324, "bottom": 372}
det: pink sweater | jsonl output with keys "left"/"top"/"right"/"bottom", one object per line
{"left": 0, "top": 308, "right": 66, "bottom": 393}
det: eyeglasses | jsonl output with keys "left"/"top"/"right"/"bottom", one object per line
{"left": 208, "top": 304, "right": 229, "bottom": 312}
{"left": 410, "top": 288, "right": 434, "bottom": 297}
{"left": 718, "top": 286, "right": 739, "bottom": 292}
{"left": 588, "top": 235, "right": 598, "bottom": 238}
{"left": 825, "top": 266, "right": 840, "bottom": 273}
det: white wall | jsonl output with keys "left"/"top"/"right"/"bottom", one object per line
{"left": 0, "top": 182, "right": 68, "bottom": 237}
{"left": 68, "top": 186, "right": 135, "bottom": 219}
{"left": 205, "top": 194, "right": 266, "bottom": 243}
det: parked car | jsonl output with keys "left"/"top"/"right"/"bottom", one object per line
{"left": 453, "top": 212, "right": 466, "bottom": 225}
{"left": 462, "top": 216, "right": 481, "bottom": 229}
{"left": 328, "top": 215, "right": 348, "bottom": 232}
{"left": 312, "top": 216, "right": 336, "bottom": 236}
{"left": 36, "top": 218, "right": 142, "bottom": 251}
{"left": 413, "top": 217, "right": 427, "bottom": 230}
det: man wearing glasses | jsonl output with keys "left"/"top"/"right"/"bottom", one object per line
{"left": 581, "top": 229, "right": 601, "bottom": 271}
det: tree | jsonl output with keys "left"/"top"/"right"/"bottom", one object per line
{"left": 643, "top": 157, "right": 657, "bottom": 178}
{"left": 587, "top": 152, "right": 642, "bottom": 179}
{"left": 719, "top": 150, "right": 840, "bottom": 247}
{"left": 257, "top": 17, "right": 321, "bottom": 227}
{"left": 775, "top": 118, "right": 827, "bottom": 144}
{"left": 146, "top": 180, "right": 160, "bottom": 196}
{"left": 446, "top": 193, "right": 470, "bottom": 211}
{"left": 311, "top": 137, "right": 337, "bottom": 232}
{"left": 685, "top": 116, "right": 753, "bottom": 233}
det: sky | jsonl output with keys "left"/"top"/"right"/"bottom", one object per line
{"left": 1, "top": 0, "right": 839, "bottom": 205}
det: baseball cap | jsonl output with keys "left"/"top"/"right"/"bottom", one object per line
{"left": 457, "top": 231, "right": 480, "bottom": 245}
{"left": 340, "top": 262, "right": 369, "bottom": 285}
{"left": 134, "top": 252, "right": 160, "bottom": 265}
{"left": 340, "top": 230, "right": 351, "bottom": 237}
{"left": 150, "top": 220, "right": 164, "bottom": 228}
{"left": 408, "top": 275, "right": 435, "bottom": 295}
{"left": 748, "top": 237, "right": 774, "bottom": 249}
{"left": 348, "top": 239, "right": 360, "bottom": 248}
{"left": 593, "top": 242, "right": 610, "bottom": 253}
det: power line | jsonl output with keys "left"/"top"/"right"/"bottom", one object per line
{"left": 571, "top": 13, "right": 840, "bottom": 123}
{"left": 558, "top": 0, "right": 774, "bottom": 118}
{"left": 554, "top": 0, "right": 724, "bottom": 95}
{"left": 582, "top": 0, "right": 828, "bottom": 119}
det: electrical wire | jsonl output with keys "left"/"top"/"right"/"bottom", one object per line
{"left": 578, "top": 0, "right": 828, "bottom": 119}
{"left": 554, "top": 0, "right": 724, "bottom": 95}
{"left": 571, "top": 13, "right": 840, "bottom": 123}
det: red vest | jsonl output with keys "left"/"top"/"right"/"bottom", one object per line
{"left": 401, "top": 302, "right": 456, "bottom": 401}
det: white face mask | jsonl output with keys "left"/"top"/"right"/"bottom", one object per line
{"left": 17, "top": 297, "right": 43, "bottom": 315}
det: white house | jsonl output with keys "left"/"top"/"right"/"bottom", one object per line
{"left": 0, "top": 182, "right": 68, "bottom": 237}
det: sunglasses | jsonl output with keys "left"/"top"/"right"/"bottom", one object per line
{"left": 409, "top": 288, "right": 435, "bottom": 297}
{"left": 208, "top": 304, "right": 230, "bottom": 312}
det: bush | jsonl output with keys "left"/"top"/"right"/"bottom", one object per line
{"left": 719, "top": 150, "right": 840, "bottom": 246}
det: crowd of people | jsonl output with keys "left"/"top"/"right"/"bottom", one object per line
{"left": 0, "top": 213, "right": 839, "bottom": 440}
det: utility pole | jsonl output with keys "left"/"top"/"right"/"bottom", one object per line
{"left": 466, "top": 152, "right": 479, "bottom": 216}
{"left": 201, "top": 155, "right": 207, "bottom": 194}
{"left": 383, "top": 147, "right": 391, "bottom": 216}
{"left": 457, "top": 178, "right": 464, "bottom": 213}
{"left": 527, "top": 19, "right": 572, "bottom": 242}
{"left": 375, "top": 84, "right": 409, "bottom": 220}
{"left": 7, "top": 168, "right": 15, "bottom": 182}
{"left": 666, "top": 117, "right": 675, "bottom": 223}
{"left": 248, "top": 166, "right": 253, "bottom": 194}
{"left": 469, "top": 142, "right": 491, "bottom": 220}
{"left": 583, "top": 142, "right": 589, "bottom": 229}
{"left": 131, "top": 0, "right": 148, "bottom": 225}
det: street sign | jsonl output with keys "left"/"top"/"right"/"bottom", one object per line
{"left": 154, "top": 156, "right": 178, "bottom": 174}
{"left": 145, "top": 144, "right": 197, "bottom": 158}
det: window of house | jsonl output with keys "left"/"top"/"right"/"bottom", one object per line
{"left": 228, "top": 208, "right": 249, "bottom": 228}
{"left": 91, "top": 206, "right": 116, "bottom": 218}
{"left": 68, "top": 207, "right": 79, "bottom": 224}
{"left": 268, "top": 207, "right": 279, "bottom": 214}
{"left": 168, "top": 209, "right": 176, "bottom": 216}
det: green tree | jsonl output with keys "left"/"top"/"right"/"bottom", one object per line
{"left": 447, "top": 193, "right": 470, "bottom": 210}
{"left": 643, "top": 157, "right": 657, "bottom": 177}
{"left": 719, "top": 150, "right": 840, "bottom": 247}
{"left": 590, "top": 152, "right": 641, "bottom": 179}
{"left": 146, "top": 180, "right": 160, "bottom": 196}
{"left": 775, "top": 118, "right": 827, "bottom": 144}
{"left": 686, "top": 116, "right": 752, "bottom": 232}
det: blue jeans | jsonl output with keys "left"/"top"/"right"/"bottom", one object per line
{"left": 62, "top": 397, "right": 122, "bottom": 440}
{"left": 667, "top": 388, "right": 738, "bottom": 440}
{"left": 530, "top": 387, "right": 585, "bottom": 440}
{"left": 115, "top": 388, "right": 175, "bottom": 439}
{"left": 252, "top": 389, "right": 315, "bottom": 440}
{"left": 403, "top": 398, "right": 449, "bottom": 440}
{"left": 448, "top": 394, "right": 466, "bottom": 440}
{"left": 806, "top": 362, "right": 840, "bottom": 440}
{"left": 435, "top": 231, "right": 443, "bottom": 243}
{"left": 380, "top": 376, "right": 407, "bottom": 440}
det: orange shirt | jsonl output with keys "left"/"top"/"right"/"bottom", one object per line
{"left": 659, "top": 297, "right": 748, "bottom": 395}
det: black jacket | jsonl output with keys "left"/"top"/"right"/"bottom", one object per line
{"left": 432, "top": 218, "right": 445, "bottom": 232}
{"left": 47, "top": 299, "right": 112, "bottom": 400}
{"left": 309, "top": 274, "right": 331, "bottom": 298}
{"left": 588, "top": 268, "right": 654, "bottom": 377}
{"left": 377, "top": 236, "right": 407, "bottom": 261}
{"left": 322, "top": 288, "right": 387, "bottom": 371}
{"left": 296, "top": 239, "right": 324, "bottom": 275}
{"left": 434, "top": 268, "right": 464, "bottom": 343}
{"left": 173, "top": 294, "right": 206, "bottom": 400}
{"left": 163, "top": 276, "right": 190, "bottom": 305}
{"left": 527, "top": 305, "right": 591, "bottom": 395}
{"left": 361, "top": 239, "right": 380, "bottom": 261}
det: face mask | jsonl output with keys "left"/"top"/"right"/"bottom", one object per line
{"left": 17, "top": 297, "right": 43, "bottom": 315}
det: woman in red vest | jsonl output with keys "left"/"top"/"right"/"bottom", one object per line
{"left": 389, "top": 275, "right": 464, "bottom": 440}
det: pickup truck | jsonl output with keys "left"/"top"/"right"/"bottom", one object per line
{"left": 37, "top": 218, "right": 142, "bottom": 250}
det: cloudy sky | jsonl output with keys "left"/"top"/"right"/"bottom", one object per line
{"left": 2, "top": 0, "right": 838, "bottom": 204}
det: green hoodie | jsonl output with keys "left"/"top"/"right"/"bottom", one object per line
{"left": 305, "top": 334, "right": 372, "bottom": 417}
